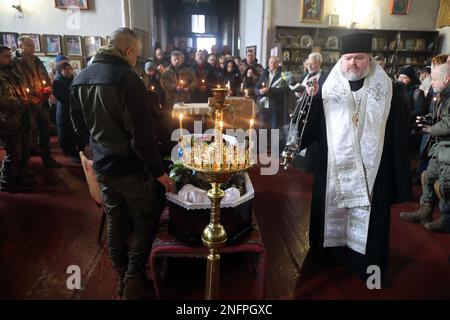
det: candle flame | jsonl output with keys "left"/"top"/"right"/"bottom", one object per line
{"left": 219, "top": 121, "right": 223, "bottom": 130}
{"left": 250, "top": 119, "right": 254, "bottom": 127}
{"left": 42, "top": 80, "right": 46, "bottom": 86}
{"left": 151, "top": 86, "right": 155, "bottom": 90}
{"left": 26, "top": 88, "right": 30, "bottom": 93}
{"left": 179, "top": 113, "right": 183, "bottom": 121}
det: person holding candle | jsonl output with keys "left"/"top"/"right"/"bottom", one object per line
{"left": 70, "top": 28, "right": 175, "bottom": 300}
{"left": 221, "top": 60, "right": 241, "bottom": 97}
{"left": 144, "top": 60, "right": 165, "bottom": 106}
{"left": 13, "top": 36, "right": 61, "bottom": 168}
{"left": 160, "top": 50, "right": 197, "bottom": 116}
{"left": 256, "top": 56, "right": 290, "bottom": 131}
{"left": 0, "top": 45, "right": 33, "bottom": 192}
{"left": 241, "top": 66, "right": 259, "bottom": 100}
{"left": 191, "top": 51, "right": 218, "bottom": 103}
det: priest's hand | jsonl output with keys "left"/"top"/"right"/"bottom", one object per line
{"left": 157, "top": 173, "right": 175, "bottom": 193}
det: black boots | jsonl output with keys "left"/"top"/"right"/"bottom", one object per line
{"left": 400, "top": 203, "right": 433, "bottom": 225}
{"left": 424, "top": 216, "right": 447, "bottom": 233}
{"left": 123, "top": 270, "right": 155, "bottom": 300}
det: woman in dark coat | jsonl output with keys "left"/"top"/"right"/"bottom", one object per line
{"left": 53, "top": 62, "right": 87, "bottom": 163}
{"left": 221, "top": 60, "right": 242, "bottom": 96}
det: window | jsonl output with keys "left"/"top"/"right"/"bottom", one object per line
{"left": 192, "top": 15, "right": 206, "bottom": 34}
{"left": 196, "top": 37, "right": 216, "bottom": 51}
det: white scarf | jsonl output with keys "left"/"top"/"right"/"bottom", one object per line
{"left": 321, "top": 59, "right": 392, "bottom": 255}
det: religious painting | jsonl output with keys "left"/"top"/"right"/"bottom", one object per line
{"left": 84, "top": 36, "right": 103, "bottom": 57}
{"left": 21, "top": 34, "right": 42, "bottom": 54}
{"left": 43, "top": 34, "right": 62, "bottom": 56}
{"left": 0, "top": 33, "right": 19, "bottom": 51}
{"left": 64, "top": 35, "right": 83, "bottom": 56}
{"left": 390, "top": 0, "right": 410, "bottom": 15}
{"left": 55, "top": 0, "right": 89, "bottom": 10}
{"left": 69, "top": 57, "right": 84, "bottom": 75}
{"left": 437, "top": 0, "right": 450, "bottom": 28}
{"left": 300, "top": 0, "right": 324, "bottom": 23}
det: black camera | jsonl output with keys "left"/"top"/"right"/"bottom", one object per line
{"left": 411, "top": 114, "right": 433, "bottom": 135}
{"left": 417, "top": 114, "right": 433, "bottom": 126}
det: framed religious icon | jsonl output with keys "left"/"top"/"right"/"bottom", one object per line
{"left": 390, "top": 0, "right": 410, "bottom": 15}
{"left": 326, "top": 36, "right": 339, "bottom": 49}
{"left": 300, "top": 0, "right": 324, "bottom": 23}
{"left": 43, "top": 34, "right": 62, "bottom": 56}
{"left": 415, "top": 39, "right": 426, "bottom": 51}
{"left": 21, "top": 34, "right": 42, "bottom": 54}
{"left": 84, "top": 36, "right": 103, "bottom": 57}
{"left": 283, "top": 50, "right": 291, "bottom": 62}
{"left": 437, "top": 0, "right": 450, "bottom": 28}
{"left": 69, "top": 57, "right": 84, "bottom": 75}
{"left": 300, "top": 34, "right": 313, "bottom": 48}
{"left": 55, "top": 0, "right": 89, "bottom": 10}
{"left": 64, "top": 35, "right": 83, "bottom": 56}
{"left": 0, "top": 32, "right": 19, "bottom": 51}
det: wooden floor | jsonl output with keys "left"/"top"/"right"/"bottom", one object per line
{"left": 1, "top": 141, "right": 450, "bottom": 300}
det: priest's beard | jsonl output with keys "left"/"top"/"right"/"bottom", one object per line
{"left": 342, "top": 66, "right": 370, "bottom": 81}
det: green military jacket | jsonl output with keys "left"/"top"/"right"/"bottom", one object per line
{"left": 160, "top": 65, "right": 197, "bottom": 112}
{"left": 12, "top": 50, "right": 51, "bottom": 91}
{"left": 0, "top": 65, "right": 29, "bottom": 135}
{"left": 429, "top": 85, "right": 450, "bottom": 162}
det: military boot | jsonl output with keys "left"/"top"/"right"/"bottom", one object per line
{"left": 123, "top": 270, "right": 155, "bottom": 300}
{"left": 400, "top": 202, "right": 433, "bottom": 225}
{"left": 424, "top": 216, "right": 447, "bottom": 233}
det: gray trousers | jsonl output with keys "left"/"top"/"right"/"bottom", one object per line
{"left": 96, "top": 172, "right": 164, "bottom": 275}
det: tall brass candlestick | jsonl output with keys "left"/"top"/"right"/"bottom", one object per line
{"left": 179, "top": 88, "right": 252, "bottom": 300}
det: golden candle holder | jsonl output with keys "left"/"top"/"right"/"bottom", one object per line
{"left": 178, "top": 88, "right": 253, "bottom": 300}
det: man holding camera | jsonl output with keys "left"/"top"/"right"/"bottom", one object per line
{"left": 401, "top": 63, "right": 450, "bottom": 233}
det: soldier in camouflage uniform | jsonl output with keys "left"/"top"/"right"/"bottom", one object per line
{"left": 0, "top": 46, "right": 32, "bottom": 193}
{"left": 13, "top": 36, "right": 61, "bottom": 168}
{"left": 401, "top": 64, "right": 450, "bottom": 233}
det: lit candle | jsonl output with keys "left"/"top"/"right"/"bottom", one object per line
{"left": 226, "top": 80, "right": 230, "bottom": 90}
{"left": 202, "top": 79, "right": 205, "bottom": 84}
{"left": 151, "top": 86, "right": 155, "bottom": 91}
{"left": 262, "top": 82, "right": 265, "bottom": 88}
{"left": 218, "top": 120, "right": 223, "bottom": 168}
{"left": 245, "top": 89, "right": 249, "bottom": 97}
{"left": 26, "top": 88, "right": 30, "bottom": 94}
{"left": 179, "top": 113, "right": 183, "bottom": 140}
{"left": 217, "top": 85, "right": 221, "bottom": 89}
{"left": 179, "top": 79, "right": 184, "bottom": 88}
{"left": 42, "top": 80, "right": 47, "bottom": 87}
{"left": 248, "top": 119, "right": 254, "bottom": 165}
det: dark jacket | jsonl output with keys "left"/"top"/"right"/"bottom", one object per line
{"left": 70, "top": 45, "right": 164, "bottom": 178}
{"left": 0, "top": 64, "right": 29, "bottom": 135}
{"left": 256, "top": 67, "right": 290, "bottom": 111}
{"left": 191, "top": 63, "right": 218, "bottom": 103}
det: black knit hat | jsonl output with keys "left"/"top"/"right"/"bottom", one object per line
{"left": 399, "top": 65, "right": 420, "bottom": 85}
{"left": 340, "top": 32, "right": 374, "bottom": 55}
{"left": 399, "top": 65, "right": 417, "bottom": 79}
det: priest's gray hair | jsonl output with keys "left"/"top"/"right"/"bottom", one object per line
{"left": 110, "top": 28, "right": 140, "bottom": 52}
{"left": 308, "top": 52, "right": 323, "bottom": 65}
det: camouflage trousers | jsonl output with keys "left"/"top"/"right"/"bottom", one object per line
{"left": 421, "top": 156, "right": 450, "bottom": 216}
{"left": 0, "top": 131, "right": 31, "bottom": 187}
